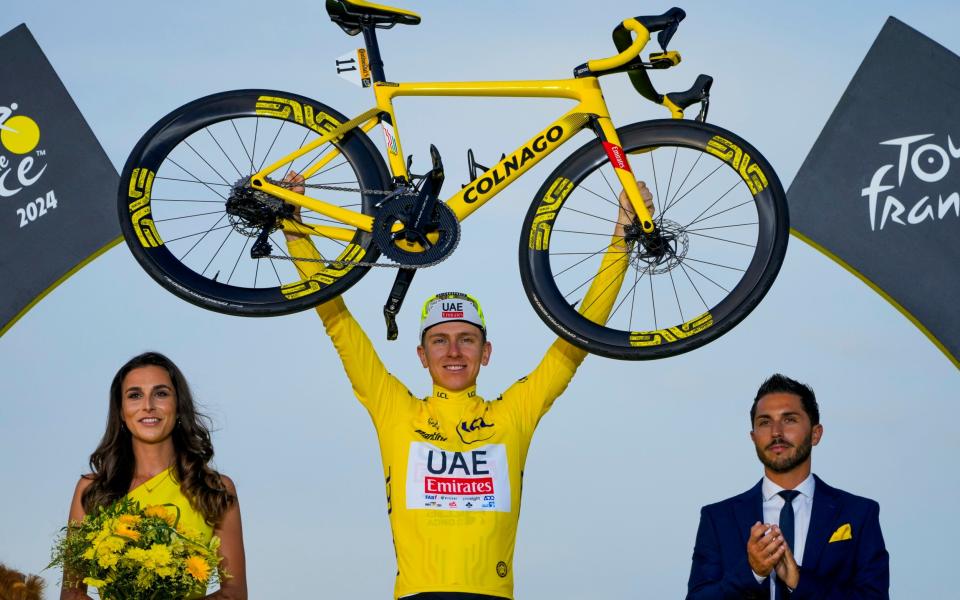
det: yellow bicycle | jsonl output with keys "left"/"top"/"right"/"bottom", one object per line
{"left": 118, "top": 1, "right": 788, "bottom": 360}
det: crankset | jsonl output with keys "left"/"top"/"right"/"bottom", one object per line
{"left": 372, "top": 144, "right": 460, "bottom": 267}
{"left": 373, "top": 199, "right": 460, "bottom": 266}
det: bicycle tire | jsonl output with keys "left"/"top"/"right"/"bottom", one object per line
{"left": 519, "top": 120, "right": 788, "bottom": 360}
{"left": 118, "top": 89, "right": 390, "bottom": 316}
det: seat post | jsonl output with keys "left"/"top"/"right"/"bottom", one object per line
{"left": 361, "top": 24, "right": 387, "bottom": 83}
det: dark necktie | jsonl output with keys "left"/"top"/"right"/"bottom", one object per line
{"left": 776, "top": 490, "right": 801, "bottom": 599}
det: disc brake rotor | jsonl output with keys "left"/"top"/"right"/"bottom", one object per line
{"left": 631, "top": 218, "right": 689, "bottom": 274}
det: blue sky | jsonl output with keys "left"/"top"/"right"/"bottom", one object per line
{"left": 1, "top": 1, "right": 957, "bottom": 597}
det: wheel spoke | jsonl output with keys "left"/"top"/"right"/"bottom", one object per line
{"left": 682, "top": 256, "right": 747, "bottom": 272}
{"left": 184, "top": 139, "right": 232, "bottom": 186}
{"left": 154, "top": 176, "right": 231, "bottom": 187}
{"left": 668, "top": 268, "right": 684, "bottom": 323}
{"left": 577, "top": 182, "right": 621, "bottom": 212}
{"left": 160, "top": 223, "right": 232, "bottom": 245}
{"left": 649, "top": 150, "right": 662, "bottom": 216}
{"left": 206, "top": 128, "right": 245, "bottom": 180}
{"left": 165, "top": 157, "right": 227, "bottom": 200}
{"left": 664, "top": 146, "right": 678, "bottom": 213}
{"left": 250, "top": 118, "right": 259, "bottom": 174}
{"left": 202, "top": 227, "right": 235, "bottom": 276}
{"left": 661, "top": 161, "right": 725, "bottom": 215}
{"left": 179, "top": 214, "right": 228, "bottom": 261}
{"left": 154, "top": 209, "right": 224, "bottom": 223}
{"left": 687, "top": 230, "right": 757, "bottom": 248}
{"left": 685, "top": 195, "right": 754, "bottom": 229}
{"left": 258, "top": 119, "right": 287, "bottom": 173}
{"left": 663, "top": 150, "right": 704, "bottom": 218}
{"left": 230, "top": 119, "right": 254, "bottom": 172}
{"left": 552, "top": 241, "right": 612, "bottom": 278}
{"left": 562, "top": 245, "right": 631, "bottom": 301}
{"left": 679, "top": 262, "right": 710, "bottom": 312}
{"left": 227, "top": 236, "right": 250, "bottom": 285}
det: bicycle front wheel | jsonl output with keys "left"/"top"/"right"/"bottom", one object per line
{"left": 118, "top": 89, "right": 390, "bottom": 316}
{"left": 520, "top": 120, "right": 788, "bottom": 360}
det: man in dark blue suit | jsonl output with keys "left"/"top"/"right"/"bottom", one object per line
{"left": 686, "top": 374, "right": 889, "bottom": 599}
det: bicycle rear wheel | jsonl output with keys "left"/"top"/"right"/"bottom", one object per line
{"left": 520, "top": 120, "right": 788, "bottom": 360}
{"left": 118, "top": 89, "right": 389, "bottom": 316}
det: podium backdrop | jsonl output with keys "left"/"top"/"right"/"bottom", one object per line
{"left": 789, "top": 17, "right": 960, "bottom": 368}
{"left": 0, "top": 24, "right": 120, "bottom": 336}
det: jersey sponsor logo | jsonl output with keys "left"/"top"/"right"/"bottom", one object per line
{"left": 426, "top": 446, "right": 489, "bottom": 476}
{"left": 406, "top": 442, "right": 510, "bottom": 512}
{"left": 415, "top": 429, "right": 448, "bottom": 441}
{"left": 425, "top": 476, "right": 493, "bottom": 495}
{"left": 439, "top": 300, "right": 466, "bottom": 318}
{"left": 458, "top": 416, "right": 495, "bottom": 444}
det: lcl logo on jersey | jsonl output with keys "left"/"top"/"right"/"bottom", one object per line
{"left": 458, "top": 416, "right": 495, "bottom": 444}
{"left": 0, "top": 102, "right": 47, "bottom": 198}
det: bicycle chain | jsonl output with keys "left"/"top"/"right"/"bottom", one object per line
{"left": 264, "top": 182, "right": 451, "bottom": 269}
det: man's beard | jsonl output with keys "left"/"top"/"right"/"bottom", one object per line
{"left": 756, "top": 431, "right": 813, "bottom": 473}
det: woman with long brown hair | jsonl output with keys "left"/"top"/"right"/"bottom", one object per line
{"left": 60, "top": 352, "right": 247, "bottom": 600}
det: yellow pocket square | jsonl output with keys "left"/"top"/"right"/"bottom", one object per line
{"left": 828, "top": 523, "right": 853, "bottom": 543}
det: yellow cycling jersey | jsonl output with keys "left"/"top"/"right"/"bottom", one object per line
{"left": 287, "top": 236, "right": 628, "bottom": 599}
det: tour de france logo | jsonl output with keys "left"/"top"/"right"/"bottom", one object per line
{"left": 0, "top": 103, "right": 41, "bottom": 155}
{"left": 2, "top": 101, "right": 55, "bottom": 228}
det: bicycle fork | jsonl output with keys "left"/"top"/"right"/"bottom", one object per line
{"left": 589, "top": 116, "right": 656, "bottom": 232}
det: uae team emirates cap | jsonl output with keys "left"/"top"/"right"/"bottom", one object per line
{"left": 419, "top": 292, "right": 486, "bottom": 338}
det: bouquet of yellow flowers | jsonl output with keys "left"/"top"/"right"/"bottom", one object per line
{"left": 49, "top": 497, "right": 223, "bottom": 599}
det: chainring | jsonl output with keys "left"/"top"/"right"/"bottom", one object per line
{"left": 372, "top": 198, "right": 460, "bottom": 266}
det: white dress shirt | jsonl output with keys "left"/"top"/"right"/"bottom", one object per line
{"left": 753, "top": 473, "right": 816, "bottom": 596}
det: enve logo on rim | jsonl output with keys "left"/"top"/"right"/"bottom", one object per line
{"left": 0, "top": 104, "right": 41, "bottom": 155}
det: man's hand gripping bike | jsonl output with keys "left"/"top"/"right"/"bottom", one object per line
{"left": 118, "top": 1, "right": 788, "bottom": 360}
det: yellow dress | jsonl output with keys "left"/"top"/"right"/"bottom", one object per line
{"left": 127, "top": 467, "right": 214, "bottom": 599}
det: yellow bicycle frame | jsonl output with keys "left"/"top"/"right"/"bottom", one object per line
{"left": 249, "top": 17, "right": 665, "bottom": 243}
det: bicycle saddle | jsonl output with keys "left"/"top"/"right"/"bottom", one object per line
{"left": 326, "top": 0, "right": 421, "bottom": 35}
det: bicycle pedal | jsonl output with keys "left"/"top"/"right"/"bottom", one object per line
{"left": 384, "top": 313, "right": 399, "bottom": 341}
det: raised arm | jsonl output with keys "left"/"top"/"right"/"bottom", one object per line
{"left": 504, "top": 182, "right": 653, "bottom": 430}
{"left": 283, "top": 173, "right": 409, "bottom": 422}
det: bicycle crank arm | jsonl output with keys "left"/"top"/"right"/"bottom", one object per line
{"left": 383, "top": 267, "right": 417, "bottom": 340}
{"left": 408, "top": 144, "right": 445, "bottom": 234}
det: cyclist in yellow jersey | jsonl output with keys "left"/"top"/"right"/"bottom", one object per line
{"left": 284, "top": 173, "right": 651, "bottom": 599}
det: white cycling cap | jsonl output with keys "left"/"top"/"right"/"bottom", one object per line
{"left": 419, "top": 291, "right": 486, "bottom": 338}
